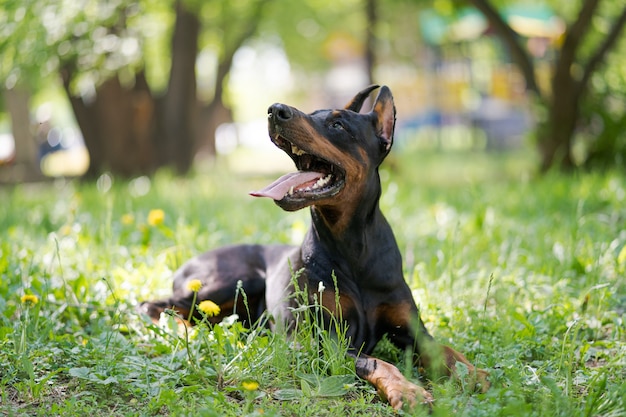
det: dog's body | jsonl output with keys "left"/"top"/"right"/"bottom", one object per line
{"left": 140, "top": 86, "right": 488, "bottom": 409}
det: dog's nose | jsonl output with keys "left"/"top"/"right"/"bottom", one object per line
{"left": 268, "top": 103, "right": 293, "bottom": 122}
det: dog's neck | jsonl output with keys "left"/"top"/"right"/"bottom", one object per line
{"left": 305, "top": 173, "right": 397, "bottom": 269}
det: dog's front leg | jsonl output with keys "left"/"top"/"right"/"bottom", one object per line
{"left": 350, "top": 353, "right": 433, "bottom": 410}
{"left": 440, "top": 345, "right": 490, "bottom": 392}
{"left": 418, "top": 339, "right": 490, "bottom": 393}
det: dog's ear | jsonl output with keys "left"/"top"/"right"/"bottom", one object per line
{"left": 371, "top": 85, "right": 395, "bottom": 154}
{"left": 344, "top": 85, "right": 380, "bottom": 113}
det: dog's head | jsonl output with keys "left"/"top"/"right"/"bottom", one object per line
{"left": 251, "top": 85, "right": 396, "bottom": 214}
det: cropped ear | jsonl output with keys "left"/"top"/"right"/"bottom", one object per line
{"left": 370, "top": 85, "right": 395, "bottom": 154}
{"left": 344, "top": 85, "right": 380, "bottom": 113}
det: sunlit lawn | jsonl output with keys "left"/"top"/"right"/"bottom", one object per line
{"left": 1, "top": 147, "right": 625, "bottom": 416}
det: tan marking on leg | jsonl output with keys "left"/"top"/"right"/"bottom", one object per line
{"left": 356, "top": 355, "right": 433, "bottom": 410}
{"left": 441, "top": 345, "right": 490, "bottom": 392}
{"left": 419, "top": 342, "right": 490, "bottom": 392}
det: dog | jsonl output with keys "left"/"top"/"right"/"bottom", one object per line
{"left": 140, "top": 85, "right": 489, "bottom": 409}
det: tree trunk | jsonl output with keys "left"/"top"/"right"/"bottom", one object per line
{"left": 470, "top": 0, "right": 626, "bottom": 173}
{"left": 197, "top": 96, "right": 232, "bottom": 158}
{"left": 61, "top": 68, "right": 156, "bottom": 178}
{"left": 364, "top": 0, "right": 377, "bottom": 86}
{"left": 158, "top": 0, "right": 200, "bottom": 174}
{"left": 196, "top": 0, "right": 269, "bottom": 157}
{"left": 538, "top": 105, "right": 577, "bottom": 172}
{"left": 60, "top": 0, "right": 200, "bottom": 179}
{"left": 537, "top": 0, "right": 600, "bottom": 172}
{"left": 1, "top": 88, "right": 44, "bottom": 182}
{"left": 538, "top": 64, "right": 580, "bottom": 172}
{"left": 54, "top": 0, "right": 271, "bottom": 179}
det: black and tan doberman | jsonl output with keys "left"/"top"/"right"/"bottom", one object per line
{"left": 140, "top": 85, "right": 489, "bottom": 409}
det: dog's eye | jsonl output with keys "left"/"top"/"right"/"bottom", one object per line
{"left": 330, "top": 121, "right": 344, "bottom": 130}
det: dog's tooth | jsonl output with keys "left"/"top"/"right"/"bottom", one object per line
{"left": 291, "top": 144, "right": 306, "bottom": 156}
{"left": 289, "top": 186, "right": 294, "bottom": 195}
{"left": 311, "top": 174, "right": 332, "bottom": 190}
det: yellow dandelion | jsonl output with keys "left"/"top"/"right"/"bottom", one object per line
{"left": 241, "top": 380, "right": 259, "bottom": 391}
{"left": 21, "top": 294, "right": 39, "bottom": 305}
{"left": 121, "top": 213, "right": 135, "bottom": 225}
{"left": 147, "top": 209, "right": 165, "bottom": 226}
{"left": 197, "top": 300, "right": 221, "bottom": 317}
{"left": 60, "top": 225, "right": 72, "bottom": 236}
{"left": 187, "top": 279, "right": 203, "bottom": 292}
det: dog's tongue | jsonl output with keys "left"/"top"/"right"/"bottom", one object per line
{"left": 250, "top": 171, "right": 323, "bottom": 200}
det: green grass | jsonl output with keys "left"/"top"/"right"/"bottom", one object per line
{"left": 1, "top": 149, "right": 625, "bottom": 416}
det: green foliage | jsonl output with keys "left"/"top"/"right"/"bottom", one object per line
{"left": 1, "top": 150, "right": 625, "bottom": 416}
{"left": 260, "top": 0, "right": 365, "bottom": 73}
{"left": 1, "top": 0, "right": 151, "bottom": 90}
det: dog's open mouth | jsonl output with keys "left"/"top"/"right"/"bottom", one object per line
{"left": 250, "top": 135, "right": 345, "bottom": 205}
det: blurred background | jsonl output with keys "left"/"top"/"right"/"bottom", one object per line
{"left": 1, "top": 0, "right": 625, "bottom": 183}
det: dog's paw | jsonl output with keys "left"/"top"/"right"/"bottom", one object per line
{"left": 378, "top": 378, "right": 434, "bottom": 411}
{"left": 368, "top": 359, "right": 433, "bottom": 410}
{"left": 469, "top": 367, "right": 491, "bottom": 393}
{"left": 355, "top": 355, "right": 434, "bottom": 411}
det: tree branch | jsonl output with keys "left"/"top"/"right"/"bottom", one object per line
{"left": 561, "top": 0, "right": 601, "bottom": 53}
{"left": 214, "top": 0, "right": 271, "bottom": 100}
{"left": 365, "top": 0, "right": 377, "bottom": 85}
{"left": 468, "top": 0, "right": 540, "bottom": 96}
{"left": 576, "top": 5, "right": 626, "bottom": 99}
{"left": 554, "top": 0, "right": 601, "bottom": 87}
